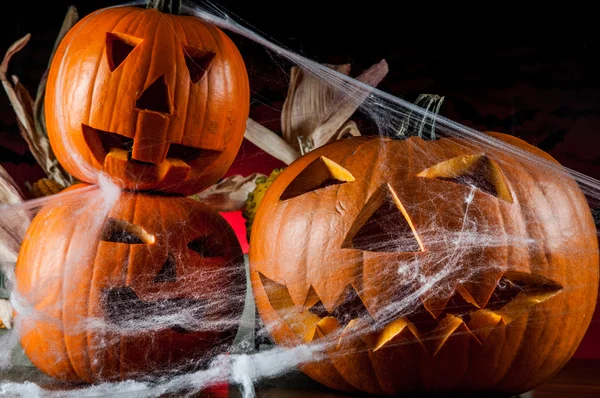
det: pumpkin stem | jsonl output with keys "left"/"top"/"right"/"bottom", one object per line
{"left": 147, "top": 0, "right": 181, "bottom": 14}
{"left": 397, "top": 94, "right": 445, "bottom": 140}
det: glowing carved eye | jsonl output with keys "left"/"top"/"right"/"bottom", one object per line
{"left": 106, "top": 32, "right": 141, "bottom": 72}
{"left": 417, "top": 154, "right": 513, "bottom": 203}
{"left": 188, "top": 236, "right": 225, "bottom": 257}
{"left": 343, "top": 184, "right": 423, "bottom": 252}
{"left": 100, "top": 218, "right": 155, "bottom": 244}
{"left": 183, "top": 45, "right": 216, "bottom": 84}
{"left": 280, "top": 156, "right": 354, "bottom": 201}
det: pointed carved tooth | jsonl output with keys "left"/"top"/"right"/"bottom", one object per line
{"left": 467, "top": 309, "right": 503, "bottom": 344}
{"left": 372, "top": 318, "right": 411, "bottom": 351}
{"left": 457, "top": 271, "right": 504, "bottom": 309}
{"left": 456, "top": 286, "right": 481, "bottom": 308}
{"left": 427, "top": 314, "right": 478, "bottom": 356}
{"left": 316, "top": 316, "right": 341, "bottom": 336}
{"left": 495, "top": 289, "right": 561, "bottom": 325}
{"left": 325, "top": 284, "right": 371, "bottom": 324}
{"left": 312, "top": 316, "right": 341, "bottom": 341}
{"left": 304, "top": 286, "right": 321, "bottom": 309}
{"left": 337, "top": 319, "right": 366, "bottom": 350}
{"left": 421, "top": 293, "right": 453, "bottom": 319}
{"left": 258, "top": 273, "right": 321, "bottom": 342}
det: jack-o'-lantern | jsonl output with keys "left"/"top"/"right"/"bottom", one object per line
{"left": 249, "top": 133, "right": 599, "bottom": 395}
{"left": 15, "top": 184, "right": 245, "bottom": 383}
{"left": 45, "top": 2, "right": 250, "bottom": 195}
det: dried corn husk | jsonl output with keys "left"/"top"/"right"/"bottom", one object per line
{"left": 0, "top": 165, "right": 31, "bottom": 327}
{"left": 0, "top": 299, "right": 12, "bottom": 329}
{"left": 0, "top": 7, "right": 78, "bottom": 189}
{"left": 243, "top": 59, "right": 388, "bottom": 163}
{"left": 190, "top": 173, "right": 266, "bottom": 212}
{"left": 0, "top": 165, "right": 30, "bottom": 264}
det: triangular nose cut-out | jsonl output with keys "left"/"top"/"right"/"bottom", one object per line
{"left": 280, "top": 156, "right": 354, "bottom": 201}
{"left": 135, "top": 74, "right": 172, "bottom": 115}
{"left": 343, "top": 184, "right": 423, "bottom": 252}
{"left": 417, "top": 154, "right": 513, "bottom": 203}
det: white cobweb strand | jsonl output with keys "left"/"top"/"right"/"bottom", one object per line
{"left": 0, "top": 345, "right": 319, "bottom": 398}
{"left": 0, "top": 176, "right": 121, "bottom": 371}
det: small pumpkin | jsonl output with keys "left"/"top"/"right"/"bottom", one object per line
{"left": 15, "top": 184, "right": 245, "bottom": 383}
{"left": 45, "top": 2, "right": 250, "bottom": 195}
{"left": 249, "top": 133, "right": 599, "bottom": 395}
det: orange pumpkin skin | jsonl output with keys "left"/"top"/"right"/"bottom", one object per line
{"left": 249, "top": 133, "right": 599, "bottom": 395}
{"left": 15, "top": 184, "right": 245, "bottom": 383}
{"left": 45, "top": 6, "right": 250, "bottom": 196}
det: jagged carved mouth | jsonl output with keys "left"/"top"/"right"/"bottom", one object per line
{"left": 82, "top": 124, "right": 221, "bottom": 181}
{"left": 259, "top": 272, "right": 562, "bottom": 355}
{"left": 103, "top": 286, "right": 206, "bottom": 334}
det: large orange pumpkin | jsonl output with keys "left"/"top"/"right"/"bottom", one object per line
{"left": 45, "top": 3, "right": 250, "bottom": 195}
{"left": 249, "top": 133, "right": 599, "bottom": 395}
{"left": 15, "top": 184, "right": 245, "bottom": 383}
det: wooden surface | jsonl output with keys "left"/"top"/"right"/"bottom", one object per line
{"left": 234, "top": 358, "right": 600, "bottom": 397}
{"left": 0, "top": 358, "right": 597, "bottom": 397}
{"left": 530, "top": 359, "right": 600, "bottom": 398}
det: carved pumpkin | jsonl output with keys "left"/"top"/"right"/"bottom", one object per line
{"left": 45, "top": 4, "right": 250, "bottom": 195}
{"left": 249, "top": 133, "right": 599, "bottom": 395}
{"left": 15, "top": 184, "right": 245, "bottom": 383}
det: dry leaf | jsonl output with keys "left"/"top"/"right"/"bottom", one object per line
{"left": 0, "top": 300, "right": 12, "bottom": 329}
{"left": 190, "top": 173, "right": 266, "bottom": 212}
{"left": 0, "top": 165, "right": 31, "bottom": 297}
{"left": 281, "top": 64, "right": 352, "bottom": 151}
{"left": 0, "top": 166, "right": 25, "bottom": 208}
{"left": 244, "top": 118, "right": 300, "bottom": 165}
{"left": 0, "top": 7, "right": 78, "bottom": 189}
{"left": 310, "top": 59, "right": 389, "bottom": 148}
{"left": 33, "top": 6, "right": 79, "bottom": 153}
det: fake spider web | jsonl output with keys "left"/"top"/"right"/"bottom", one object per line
{"left": 0, "top": 1, "right": 598, "bottom": 397}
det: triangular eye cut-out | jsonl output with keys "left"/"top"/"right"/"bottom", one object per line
{"left": 100, "top": 218, "right": 155, "bottom": 244}
{"left": 343, "top": 184, "right": 423, "bottom": 252}
{"left": 417, "top": 154, "right": 513, "bottom": 203}
{"left": 280, "top": 156, "right": 354, "bottom": 201}
{"left": 187, "top": 236, "right": 225, "bottom": 257}
{"left": 106, "top": 32, "right": 141, "bottom": 72}
{"left": 183, "top": 45, "right": 216, "bottom": 84}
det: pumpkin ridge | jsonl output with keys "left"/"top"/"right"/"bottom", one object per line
{"left": 105, "top": 9, "right": 146, "bottom": 137}
{"left": 61, "top": 214, "right": 90, "bottom": 381}
{"left": 86, "top": 9, "right": 134, "bottom": 138}
{"left": 203, "top": 22, "right": 222, "bottom": 145}
{"left": 180, "top": 15, "right": 205, "bottom": 146}
{"left": 85, "top": 215, "right": 111, "bottom": 380}
{"left": 186, "top": 15, "right": 214, "bottom": 146}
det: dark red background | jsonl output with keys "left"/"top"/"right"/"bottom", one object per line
{"left": 1, "top": 1, "right": 598, "bottom": 358}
